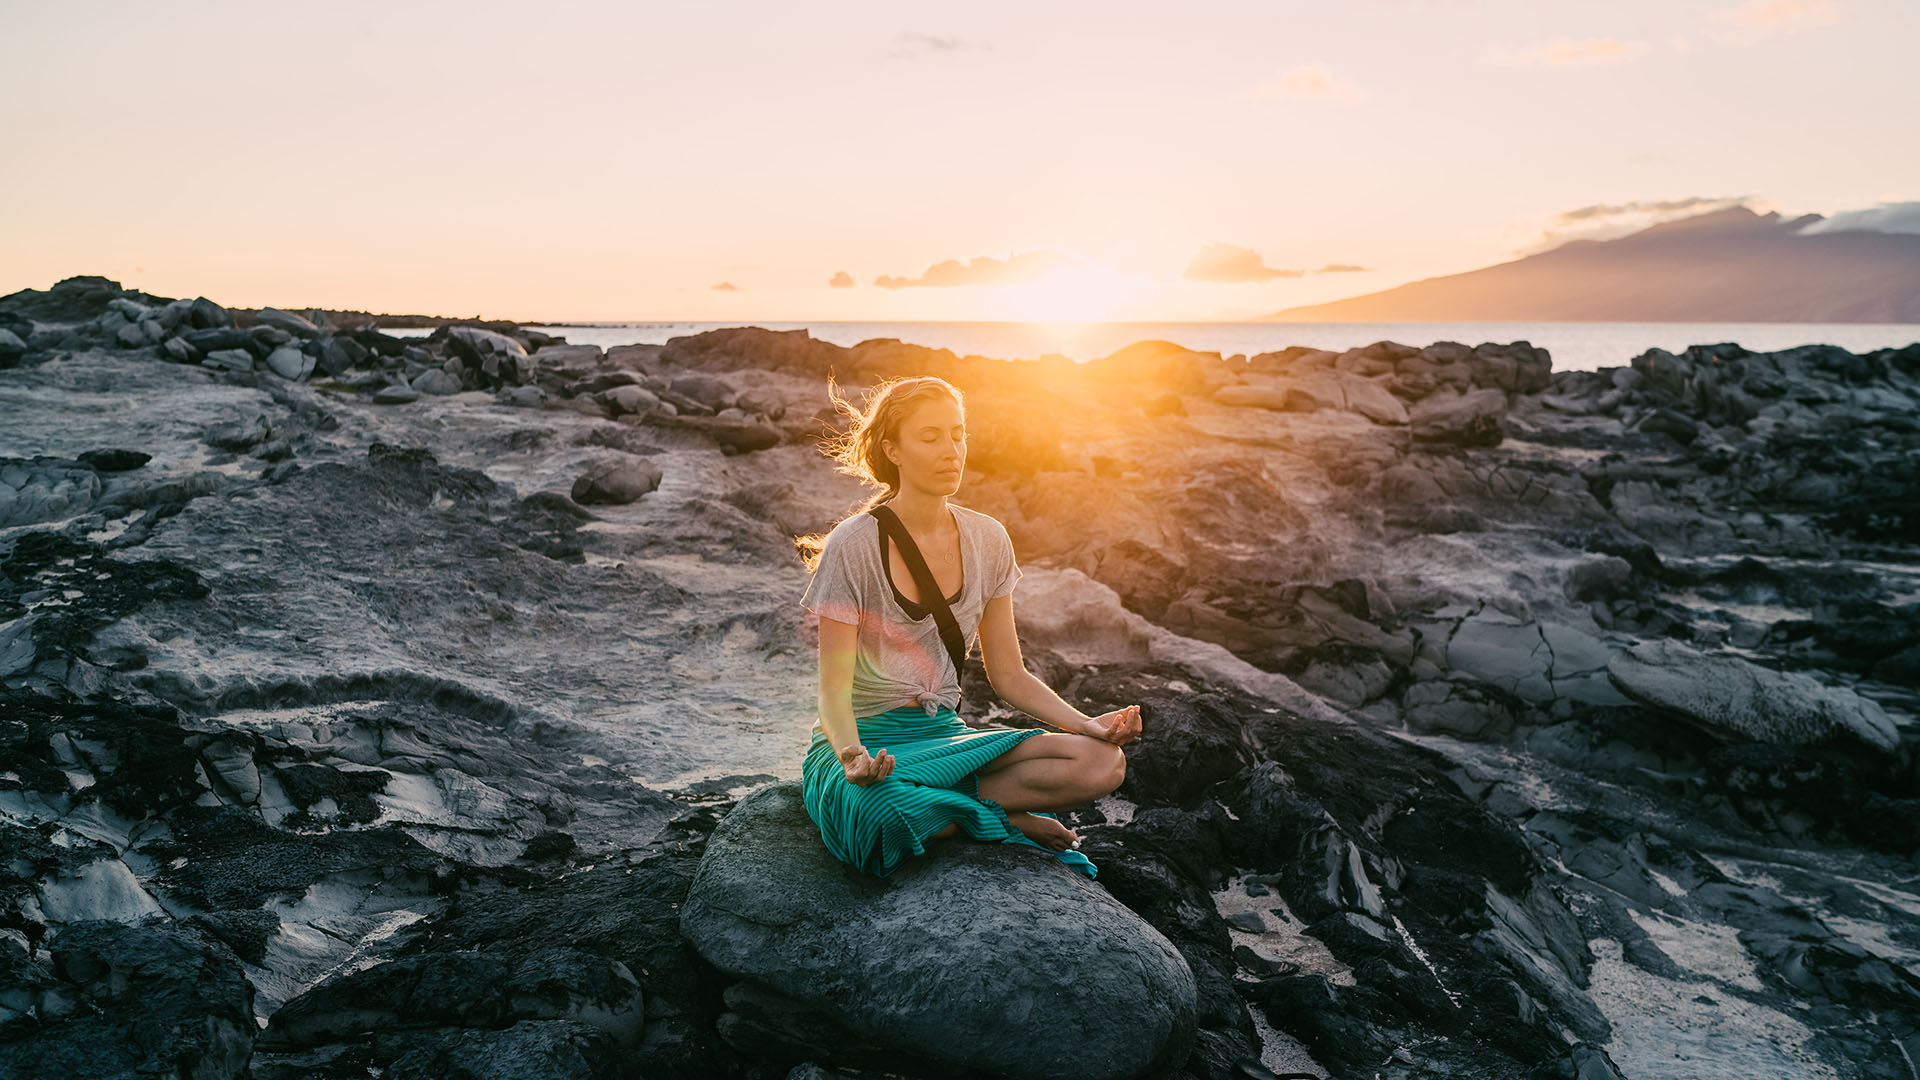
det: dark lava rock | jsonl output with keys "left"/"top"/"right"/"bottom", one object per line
{"left": 0, "top": 919, "right": 256, "bottom": 1080}
{"left": 76, "top": 448, "right": 151, "bottom": 472}
{"left": 680, "top": 780, "right": 1197, "bottom": 1080}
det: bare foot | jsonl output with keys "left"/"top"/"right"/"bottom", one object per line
{"left": 1009, "top": 811, "right": 1079, "bottom": 852}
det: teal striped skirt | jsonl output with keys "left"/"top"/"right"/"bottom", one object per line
{"left": 802, "top": 704, "right": 1099, "bottom": 880}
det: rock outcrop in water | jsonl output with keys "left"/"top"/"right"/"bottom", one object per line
{"left": 1, "top": 274, "right": 1916, "bottom": 1080}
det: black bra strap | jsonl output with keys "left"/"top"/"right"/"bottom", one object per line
{"left": 869, "top": 504, "right": 967, "bottom": 690}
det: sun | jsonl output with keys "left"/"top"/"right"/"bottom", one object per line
{"left": 994, "top": 264, "right": 1153, "bottom": 323}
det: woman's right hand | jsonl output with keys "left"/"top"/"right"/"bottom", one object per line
{"left": 841, "top": 745, "right": 895, "bottom": 786}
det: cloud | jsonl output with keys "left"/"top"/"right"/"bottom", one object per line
{"left": 1708, "top": 0, "right": 1841, "bottom": 44}
{"left": 1794, "top": 200, "right": 1920, "bottom": 235}
{"left": 888, "top": 32, "right": 989, "bottom": 58}
{"left": 1315, "top": 263, "right": 1371, "bottom": 274}
{"left": 1513, "top": 195, "right": 1754, "bottom": 254}
{"left": 1481, "top": 37, "right": 1653, "bottom": 66}
{"left": 1249, "top": 64, "right": 1367, "bottom": 102}
{"left": 828, "top": 271, "right": 855, "bottom": 288}
{"left": 1184, "top": 244, "right": 1304, "bottom": 283}
{"left": 1555, "top": 196, "right": 1746, "bottom": 223}
{"left": 873, "top": 250, "right": 1071, "bottom": 289}
{"left": 711, "top": 281, "right": 739, "bottom": 292}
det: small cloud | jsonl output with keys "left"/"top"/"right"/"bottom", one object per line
{"left": 873, "top": 250, "right": 1071, "bottom": 289}
{"left": 828, "top": 271, "right": 855, "bottom": 288}
{"left": 1185, "top": 244, "right": 1304, "bottom": 283}
{"left": 1482, "top": 37, "right": 1653, "bottom": 67}
{"left": 1249, "top": 64, "right": 1367, "bottom": 102}
{"left": 1670, "top": 35, "right": 1691, "bottom": 53}
{"left": 1314, "top": 263, "right": 1371, "bottom": 274}
{"left": 888, "top": 31, "right": 989, "bottom": 58}
{"left": 1708, "top": 0, "right": 1841, "bottom": 45}
{"left": 711, "top": 281, "right": 739, "bottom": 292}
{"left": 1795, "top": 200, "right": 1920, "bottom": 235}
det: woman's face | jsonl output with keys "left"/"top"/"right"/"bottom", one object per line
{"left": 884, "top": 393, "right": 966, "bottom": 495}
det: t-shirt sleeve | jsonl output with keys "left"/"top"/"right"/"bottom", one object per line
{"left": 800, "top": 531, "right": 865, "bottom": 623}
{"left": 989, "top": 523, "right": 1023, "bottom": 599}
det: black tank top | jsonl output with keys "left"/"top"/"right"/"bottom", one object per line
{"left": 877, "top": 526, "right": 962, "bottom": 620}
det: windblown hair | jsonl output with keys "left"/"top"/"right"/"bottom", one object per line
{"left": 795, "top": 374, "right": 966, "bottom": 572}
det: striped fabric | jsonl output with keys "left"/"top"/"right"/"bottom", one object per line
{"left": 803, "top": 704, "right": 1099, "bottom": 880}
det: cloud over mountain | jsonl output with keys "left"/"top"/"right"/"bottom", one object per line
{"left": 828, "top": 271, "right": 855, "bottom": 288}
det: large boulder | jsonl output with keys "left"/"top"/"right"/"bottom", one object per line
{"left": 1607, "top": 638, "right": 1899, "bottom": 752}
{"left": 680, "top": 781, "right": 1198, "bottom": 1080}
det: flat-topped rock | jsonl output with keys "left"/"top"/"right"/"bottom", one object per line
{"left": 1607, "top": 638, "right": 1900, "bottom": 752}
{"left": 679, "top": 780, "right": 1197, "bottom": 1080}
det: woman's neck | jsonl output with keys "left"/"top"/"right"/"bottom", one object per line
{"left": 886, "top": 487, "right": 952, "bottom": 536}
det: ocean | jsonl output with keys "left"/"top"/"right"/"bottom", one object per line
{"left": 392, "top": 320, "right": 1920, "bottom": 374}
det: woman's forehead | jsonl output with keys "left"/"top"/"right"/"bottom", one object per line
{"left": 898, "top": 396, "right": 963, "bottom": 426}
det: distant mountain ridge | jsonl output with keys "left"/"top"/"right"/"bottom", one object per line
{"left": 1262, "top": 207, "right": 1920, "bottom": 323}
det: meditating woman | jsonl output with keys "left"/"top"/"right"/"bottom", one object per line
{"left": 796, "top": 374, "right": 1143, "bottom": 880}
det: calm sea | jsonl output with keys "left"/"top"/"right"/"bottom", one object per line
{"left": 391, "top": 320, "right": 1920, "bottom": 374}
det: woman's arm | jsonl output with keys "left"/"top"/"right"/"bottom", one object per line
{"left": 976, "top": 592, "right": 1097, "bottom": 736}
{"left": 818, "top": 615, "right": 893, "bottom": 782}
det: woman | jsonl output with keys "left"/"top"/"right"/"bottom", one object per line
{"left": 796, "top": 374, "right": 1144, "bottom": 880}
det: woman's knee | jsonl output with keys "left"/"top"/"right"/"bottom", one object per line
{"left": 1069, "top": 737, "right": 1124, "bottom": 798}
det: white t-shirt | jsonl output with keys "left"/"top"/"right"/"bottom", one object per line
{"left": 800, "top": 501, "right": 1024, "bottom": 719}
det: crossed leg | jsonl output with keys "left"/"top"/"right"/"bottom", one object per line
{"left": 929, "top": 732, "right": 1126, "bottom": 848}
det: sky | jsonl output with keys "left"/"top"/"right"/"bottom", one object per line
{"left": 2, "top": 0, "right": 1915, "bottom": 322}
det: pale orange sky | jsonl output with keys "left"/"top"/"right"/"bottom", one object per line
{"left": 3, "top": 0, "right": 1915, "bottom": 322}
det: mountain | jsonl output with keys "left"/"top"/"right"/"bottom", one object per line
{"left": 1261, "top": 206, "right": 1920, "bottom": 323}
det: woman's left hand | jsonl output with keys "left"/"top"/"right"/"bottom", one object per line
{"left": 1083, "top": 704, "right": 1142, "bottom": 746}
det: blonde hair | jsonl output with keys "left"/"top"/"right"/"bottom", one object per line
{"left": 796, "top": 374, "right": 966, "bottom": 571}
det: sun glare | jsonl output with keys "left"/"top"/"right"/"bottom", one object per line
{"left": 994, "top": 264, "right": 1153, "bottom": 323}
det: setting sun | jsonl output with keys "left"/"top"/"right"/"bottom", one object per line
{"left": 994, "top": 264, "right": 1156, "bottom": 323}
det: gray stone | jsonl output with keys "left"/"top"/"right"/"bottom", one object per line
{"left": 1607, "top": 638, "right": 1899, "bottom": 752}
{"left": 373, "top": 385, "right": 422, "bottom": 405}
{"left": 254, "top": 307, "right": 320, "bottom": 336}
{"left": 264, "top": 345, "right": 315, "bottom": 381}
{"left": 680, "top": 781, "right": 1197, "bottom": 1080}
{"left": 570, "top": 460, "right": 662, "bottom": 506}
{"left": 411, "top": 369, "right": 463, "bottom": 395}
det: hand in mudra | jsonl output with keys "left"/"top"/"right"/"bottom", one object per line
{"left": 1085, "top": 704, "right": 1142, "bottom": 746}
{"left": 841, "top": 746, "right": 895, "bottom": 786}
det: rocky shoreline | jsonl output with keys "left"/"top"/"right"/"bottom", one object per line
{"left": 2, "top": 274, "right": 1916, "bottom": 1080}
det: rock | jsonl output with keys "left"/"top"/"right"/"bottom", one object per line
{"left": 373, "top": 385, "right": 422, "bottom": 405}
{"left": 680, "top": 781, "right": 1198, "bottom": 1080}
{"left": 383, "top": 1019, "right": 622, "bottom": 1080}
{"left": 1634, "top": 407, "right": 1699, "bottom": 444}
{"left": 1292, "top": 371, "right": 1411, "bottom": 425}
{"left": 261, "top": 948, "right": 644, "bottom": 1051}
{"left": 264, "top": 344, "right": 315, "bottom": 381}
{"left": 253, "top": 307, "right": 321, "bottom": 337}
{"left": 205, "top": 414, "right": 271, "bottom": 451}
{"left": 0, "top": 457, "right": 103, "bottom": 529}
{"left": 188, "top": 296, "right": 231, "bottom": 329}
{"left": 0, "top": 920, "right": 257, "bottom": 1080}
{"left": 1410, "top": 387, "right": 1507, "bottom": 447}
{"left": 598, "top": 384, "right": 661, "bottom": 416}
{"left": 667, "top": 372, "right": 737, "bottom": 411}
{"left": 1607, "top": 638, "right": 1900, "bottom": 752}
{"left": 201, "top": 348, "right": 254, "bottom": 373}
{"left": 570, "top": 460, "right": 663, "bottom": 505}
{"left": 499, "top": 385, "right": 546, "bottom": 408}
{"left": 1401, "top": 678, "right": 1519, "bottom": 740}
{"left": 411, "top": 369, "right": 463, "bottom": 395}
{"left": 77, "top": 449, "right": 150, "bottom": 472}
